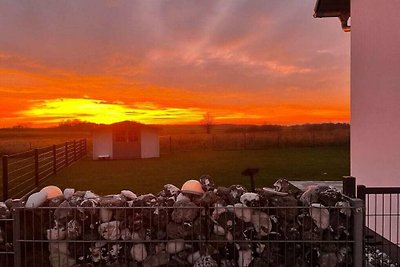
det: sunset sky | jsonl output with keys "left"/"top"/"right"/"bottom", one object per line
{"left": 0, "top": 0, "right": 350, "bottom": 127}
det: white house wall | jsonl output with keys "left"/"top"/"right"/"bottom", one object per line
{"left": 140, "top": 128, "right": 159, "bottom": 158}
{"left": 352, "top": 0, "right": 400, "bottom": 244}
{"left": 92, "top": 129, "right": 113, "bottom": 160}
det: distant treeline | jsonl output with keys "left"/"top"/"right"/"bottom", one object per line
{"left": 224, "top": 123, "right": 349, "bottom": 133}
{"left": 52, "top": 122, "right": 350, "bottom": 135}
{"left": 5, "top": 121, "right": 350, "bottom": 134}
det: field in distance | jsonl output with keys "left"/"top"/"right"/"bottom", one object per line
{"left": 0, "top": 123, "right": 349, "bottom": 155}
{"left": 0, "top": 123, "right": 349, "bottom": 197}
{"left": 46, "top": 146, "right": 349, "bottom": 195}
{"left": 0, "top": 128, "right": 90, "bottom": 155}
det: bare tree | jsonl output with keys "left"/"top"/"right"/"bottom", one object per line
{"left": 202, "top": 112, "right": 213, "bottom": 134}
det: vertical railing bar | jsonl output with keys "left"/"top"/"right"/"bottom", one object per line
{"left": 382, "top": 193, "right": 385, "bottom": 263}
{"left": 343, "top": 176, "right": 356, "bottom": 198}
{"left": 389, "top": 193, "right": 392, "bottom": 256}
{"left": 41, "top": 209, "right": 44, "bottom": 266}
{"left": 34, "top": 149, "right": 39, "bottom": 187}
{"left": 375, "top": 194, "right": 377, "bottom": 248}
{"left": 65, "top": 142, "right": 69, "bottom": 167}
{"left": 78, "top": 140, "right": 82, "bottom": 159}
{"left": 357, "top": 185, "right": 366, "bottom": 202}
{"left": 53, "top": 144, "right": 57, "bottom": 175}
{"left": 2, "top": 155, "right": 9, "bottom": 201}
{"left": 13, "top": 208, "right": 21, "bottom": 267}
{"left": 352, "top": 198, "right": 364, "bottom": 267}
{"left": 397, "top": 193, "right": 399, "bottom": 263}
{"left": 84, "top": 138, "right": 87, "bottom": 156}
{"left": 367, "top": 194, "right": 370, "bottom": 266}
{"left": 73, "top": 140, "right": 77, "bottom": 162}
{"left": 357, "top": 185, "right": 367, "bottom": 265}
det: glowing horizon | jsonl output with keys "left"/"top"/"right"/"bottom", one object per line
{"left": 0, "top": 1, "right": 350, "bottom": 128}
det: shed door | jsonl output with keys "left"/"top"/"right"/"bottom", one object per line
{"left": 113, "top": 129, "right": 141, "bottom": 159}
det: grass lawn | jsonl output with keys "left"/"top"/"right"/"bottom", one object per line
{"left": 47, "top": 146, "right": 349, "bottom": 195}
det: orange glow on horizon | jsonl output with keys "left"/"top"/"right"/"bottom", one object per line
{"left": 0, "top": 1, "right": 350, "bottom": 128}
{"left": 11, "top": 97, "right": 349, "bottom": 128}
{"left": 20, "top": 98, "right": 205, "bottom": 126}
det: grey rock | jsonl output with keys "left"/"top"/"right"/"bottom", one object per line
{"left": 310, "top": 203, "right": 330, "bottom": 229}
{"left": 66, "top": 219, "right": 82, "bottom": 239}
{"left": 240, "top": 192, "right": 261, "bottom": 207}
{"left": 270, "top": 195, "right": 299, "bottom": 221}
{"left": 228, "top": 185, "right": 247, "bottom": 204}
{"left": 143, "top": 251, "right": 170, "bottom": 267}
{"left": 319, "top": 252, "right": 338, "bottom": 267}
{"left": 166, "top": 221, "right": 192, "bottom": 239}
{"left": 199, "top": 175, "right": 215, "bottom": 192}
{"left": 273, "top": 179, "right": 290, "bottom": 193}
{"left": 171, "top": 200, "right": 198, "bottom": 223}
{"left": 300, "top": 185, "right": 329, "bottom": 206}
{"left": 5, "top": 198, "right": 24, "bottom": 209}
{"left": 99, "top": 195, "right": 126, "bottom": 207}
{"left": 194, "top": 191, "right": 219, "bottom": 207}
{"left": 54, "top": 200, "right": 73, "bottom": 220}
{"left": 48, "top": 195, "right": 65, "bottom": 207}
{"left": 194, "top": 255, "right": 218, "bottom": 267}
{"left": 0, "top": 202, "right": 10, "bottom": 219}
{"left": 318, "top": 187, "right": 342, "bottom": 206}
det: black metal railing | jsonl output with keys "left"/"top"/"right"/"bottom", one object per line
{"left": 0, "top": 201, "right": 363, "bottom": 267}
{"left": 1, "top": 139, "right": 87, "bottom": 201}
{"left": 357, "top": 185, "right": 400, "bottom": 266}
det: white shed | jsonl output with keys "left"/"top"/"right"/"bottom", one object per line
{"left": 92, "top": 121, "right": 160, "bottom": 160}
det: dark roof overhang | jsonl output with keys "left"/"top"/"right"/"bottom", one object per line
{"left": 314, "top": 0, "right": 351, "bottom": 32}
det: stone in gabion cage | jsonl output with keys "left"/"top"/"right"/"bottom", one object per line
{"left": 0, "top": 177, "right": 358, "bottom": 267}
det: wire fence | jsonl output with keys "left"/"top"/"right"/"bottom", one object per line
{"left": 1, "top": 139, "right": 87, "bottom": 201}
{"left": 159, "top": 130, "right": 350, "bottom": 153}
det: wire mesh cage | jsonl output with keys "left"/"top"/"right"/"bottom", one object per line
{"left": 2, "top": 192, "right": 363, "bottom": 267}
{"left": 0, "top": 214, "right": 14, "bottom": 266}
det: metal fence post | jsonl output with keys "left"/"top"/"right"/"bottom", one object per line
{"left": 73, "top": 140, "right": 77, "bottom": 162}
{"left": 352, "top": 198, "right": 365, "bottom": 267}
{"left": 77, "top": 140, "right": 81, "bottom": 159}
{"left": 342, "top": 176, "right": 356, "bottom": 198}
{"left": 53, "top": 145, "right": 57, "bottom": 174}
{"left": 2, "top": 155, "right": 9, "bottom": 201}
{"left": 82, "top": 139, "right": 85, "bottom": 158}
{"left": 84, "top": 139, "right": 87, "bottom": 156}
{"left": 357, "top": 185, "right": 367, "bottom": 202}
{"left": 65, "top": 142, "right": 69, "bottom": 166}
{"left": 34, "top": 149, "right": 39, "bottom": 187}
{"left": 13, "top": 208, "right": 21, "bottom": 267}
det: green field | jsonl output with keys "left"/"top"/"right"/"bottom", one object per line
{"left": 47, "top": 146, "right": 349, "bottom": 195}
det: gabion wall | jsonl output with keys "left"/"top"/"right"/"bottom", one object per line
{"left": 0, "top": 177, "right": 362, "bottom": 267}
